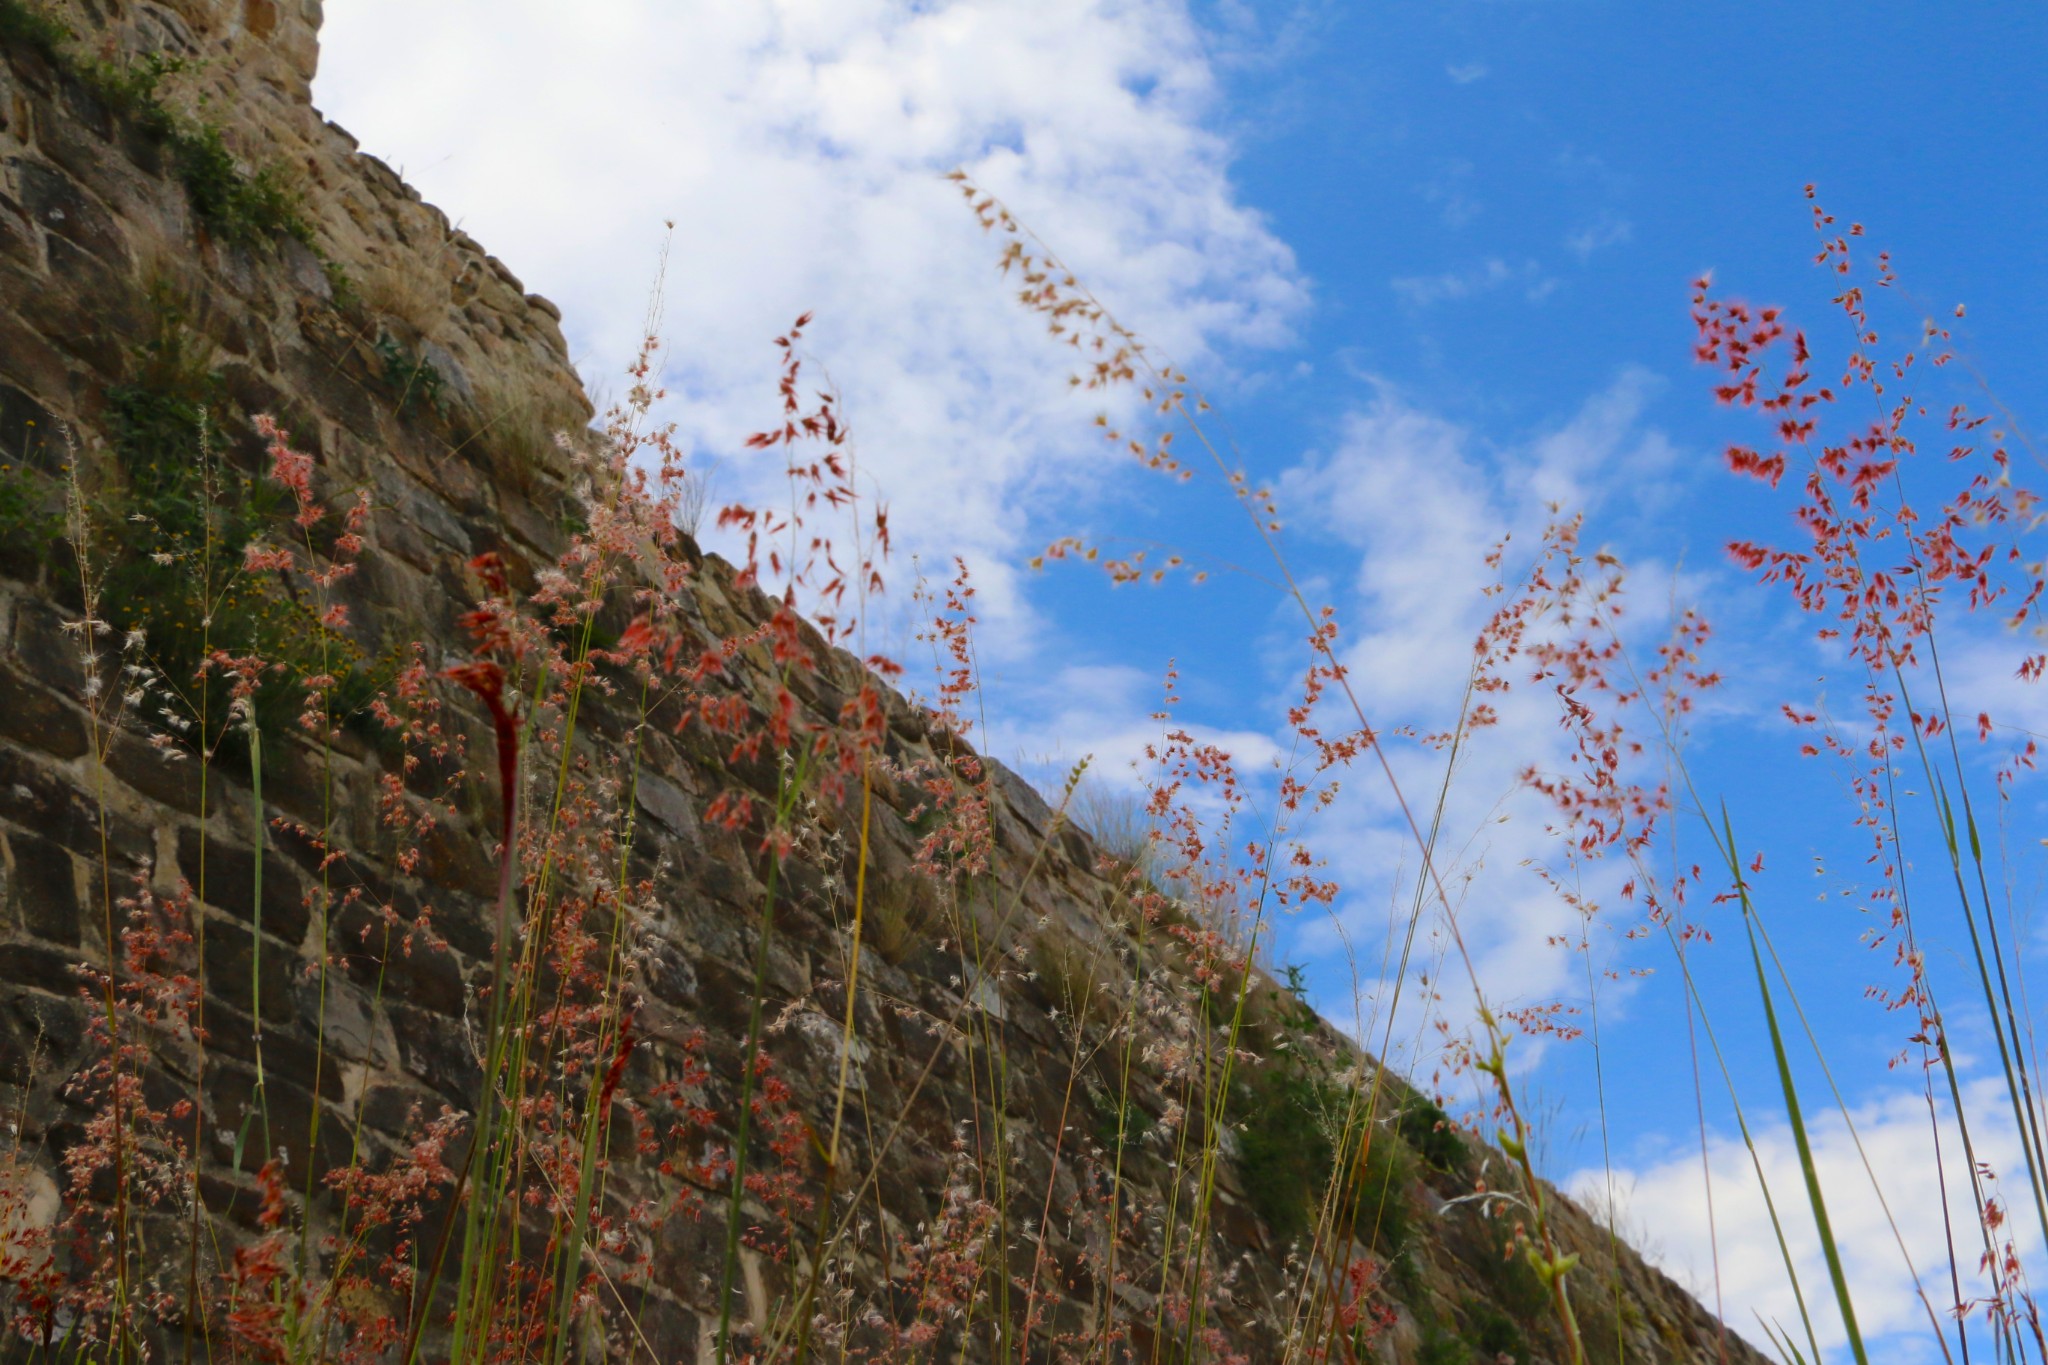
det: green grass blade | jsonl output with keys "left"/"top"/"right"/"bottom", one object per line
{"left": 1724, "top": 803, "right": 1868, "bottom": 1365}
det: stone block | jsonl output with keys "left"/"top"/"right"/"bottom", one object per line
{"left": 387, "top": 999, "right": 480, "bottom": 1104}
{"left": 412, "top": 816, "right": 497, "bottom": 901}
{"left": 0, "top": 744, "right": 150, "bottom": 865}
{"left": 198, "top": 912, "right": 298, "bottom": 1027}
{"left": 0, "top": 191, "right": 36, "bottom": 269}
{"left": 104, "top": 730, "right": 204, "bottom": 813}
{"left": 17, "top": 248, "right": 128, "bottom": 375}
{"left": 0, "top": 381, "right": 63, "bottom": 476}
{"left": 413, "top": 887, "right": 492, "bottom": 962}
{"left": 6, "top": 827, "right": 79, "bottom": 944}
{"left": 201, "top": 1059, "right": 349, "bottom": 1188}
{"left": 0, "top": 663, "right": 85, "bottom": 759}
{"left": 8, "top": 988, "right": 85, "bottom": 1064}
{"left": 201, "top": 1001, "right": 342, "bottom": 1102}
{"left": 8, "top": 597, "right": 84, "bottom": 692}
{"left": 11, "top": 158, "right": 127, "bottom": 266}
{"left": 0, "top": 938, "right": 83, "bottom": 995}
{"left": 0, "top": 311, "right": 72, "bottom": 421}
{"left": 329, "top": 893, "right": 465, "bottom": 1016}
{"left": 177, "top": 824, "right": 309, "bottom": 947}
{"left": 0, "top": 991, "right": 34, "bottom": 1086}
{"left": 358, "top": 1079, "right": 452, "bottom": 1140}
{"left": 280, "top": 335, "right": 382, "bottom": 440}
{"left": 640, "top": 933, "right": 699, "bottom": 1009}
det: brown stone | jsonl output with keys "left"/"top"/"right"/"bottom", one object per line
{"left": 10, "top": 158, "right": 127, "bottom": 266}
{"left": 6, "top": 826, "right": 79, "bottom": 944}
{"left": 0, "top": 663, "right": 85, "bottom": 759}
{"left": 104, "top": 730, "right": 204, "bottom": 811}
{"left": 177, "top": 824, "right": 310, "bottom": 945}
{"left": 0, "top": 744, "right": 150, "bottom": 864}
{"left": 198, "top": 913, "right": 298, "bottom": 1027}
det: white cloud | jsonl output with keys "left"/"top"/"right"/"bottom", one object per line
{"left": 1446, "top": 62, "right": 1489, "bottom": 85}
{"left": 314, "top": 0, "right": 1303, "bottom": 651}
{"left": 978, "top": 658, "right": 1289, "bottom": 905}
{"left": 1282, "top": 366, "right": 1673, "bottom": 699}
{"left": 1573, "top": 1078, "right": 2037, "bottom": 1362}
{"left": 1914, "top": 628, "right": 2048, "bottom": 744}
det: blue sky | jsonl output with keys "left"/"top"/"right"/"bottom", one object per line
{"left": 317, "top": 1, "right": 2047, "bottom": 1353}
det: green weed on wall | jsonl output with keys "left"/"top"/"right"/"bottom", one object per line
{"left": 94, "top": 290, "right": 385, "bottom": 766}
{"left": 0, "top": 5, "right": 316, "bottom": 248}
{"left": 1233, "top": 970, "right": 1419, "bottom": 1263}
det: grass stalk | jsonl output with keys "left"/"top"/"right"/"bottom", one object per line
{"left": 1718, "top": 804, "right": 1868, "bottom": 1365}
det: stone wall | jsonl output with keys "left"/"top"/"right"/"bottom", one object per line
{"left": 0, "top": 3, "right": 1763, "bottom": 1361}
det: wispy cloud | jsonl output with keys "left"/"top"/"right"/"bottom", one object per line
{"left": 1267, "top": 371, "right": 1688, "bottom": 1066}
{"left": 1566, "top": 213, "right": 1634, "bottom": 260}
{"left": 1419, "top": 158, "right": 1483, "bottom": 229}
{"left": 1446, "top": 62, "right": 1489, "bottom": 85}
{"left": 1391, "top": 256, "right": 1554, "bottom": 306}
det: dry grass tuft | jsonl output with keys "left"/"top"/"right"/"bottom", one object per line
{"left": 1071, "top": 777, "right": 1155, "bottom": 877}
{"left": 472, "top": 372, "right": 589, "bottom": 493}
{"left": 1030, "top": 926, "right": 1122, "bottom": 1027}
{"left": 356, "top": 244, "right": 454, "bottom": 341}
{"left": 868, "top": 872, "right": 941, "bottom": 966}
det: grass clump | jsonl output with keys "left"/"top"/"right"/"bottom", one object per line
{"left": 1234, "top": 972, "right": 1418, "bottom": 1261}
{"left": 1417, "top": 1327, "right": 1473, "bottom": 1365}
{"left": 164, "top": 119, "right": 314, "bottom": 247}
{"left": 867, "top": 867, "right": 943, "bottom": 965}
{"left": 93, "top": 286, "right": 385, "bottom": 762}
{"left": 1465, "top": 1298, "right": 1530, "bottom": 1358}
{"left": 1233, "top": 1069, "right": 1328, "bottom": 1245}
{"left": 1031, "top": 927, "right": 1118, "bottom": 1026}
{"left": 0, "top": 460, "right": 62, "bottom": 574}
{"left": 1089, "top": 1083, "right": 1153, "bottom": 1152}
{"left": 1396, "top": 1093, "right": 1466, "bottom": 1173}
{"left": 1072, "top": 777, "right": 1154, "bottom": 876}
{"left": 373, "top": 329, "right": 447, "bottom": 418}
{"left": 474, "top": 375, "right": 590, "bottom": 494}
{"left": 96, "top": 56, "right": 314, "bottom": 248}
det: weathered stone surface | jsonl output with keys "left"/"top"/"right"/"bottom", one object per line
{"left": 329, "top": 892, "right": 466, "bottom": 1015}
{"left": 6, "top": 826, "right": 80, "bottom": 944}
{"left": 0, "top": 743, "right": 149, "bottom": 864}
{"left": 0, "top": 380, "right": 61, "bottom": 470}
{"left": 201, "top": 1000, "right": 344, "bottom": 1103}
{"left": 0, "top": 663, "right": 85, "bottom": 759}
{"left": 104, "top": 730, "right": 205, "bottom": 813}
{"left": 0, "top": 937, "right": 85, "bottom": 995}
{"left": 198, "top": 913, "right": 298, "bottom": 1027}
{"left": 202, "top": 1059, "right": 350, "bottom": 1189}
{"left": 11, "top": 157, "right": 126, "bottom": 264}
{"left": 176, "top": 825, "right": 309, "bottom": 945}
{"left": 386, "top": 999, "right": 481, "bottom": 1105}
